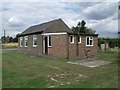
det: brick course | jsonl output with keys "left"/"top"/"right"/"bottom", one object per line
{"left": 68, "top": 35, "right": 98, "bottom": 58}
{"left": 48, "top": 35, "right": 68, "bottom": 58}
{"left": 18, "top": 34, "right": 98, "bottom": 58}
{"left": 18, "top": 34, "right": 42, "bottom": 55}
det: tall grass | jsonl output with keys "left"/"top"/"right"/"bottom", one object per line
{"left": 1, "top": 43, "right": 18, "bottom": 49}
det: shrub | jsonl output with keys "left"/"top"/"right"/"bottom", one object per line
{"left": 2, "top": 43, "right": 18, "bottom": 49}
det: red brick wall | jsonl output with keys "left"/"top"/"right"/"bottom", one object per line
{"left": 68, "top": 36, "right": 77, "bottom": 58}
{"left": 18, "top": 34, "right": 98, "bottom": 59}
{"left": 18, "top": 34, "right": 42, "bottom": 55}
{"left": 68, "top": 35, "right": 98, "bottom": 58}
{"left": 48, "top": 35, "right": 68, "bottom": 58}
{"left": 79, "top": 36, "right": 98, "bottom": 58}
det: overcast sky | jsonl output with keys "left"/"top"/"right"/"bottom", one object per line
{"left": 1, "top": 1, "right": 119, "bottom": 38}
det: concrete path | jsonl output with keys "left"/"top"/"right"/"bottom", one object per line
{"left": 0, "top": 48, "right": 18, "bottom": 53}
{"left": 67, "top": 60, "right": 112, "bottom": 68}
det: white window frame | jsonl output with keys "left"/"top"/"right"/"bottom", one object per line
{"left": 48, "top": 36, "right": 52, "bottom": 47}
{"left": 33, "top": 35, "right": 37, "bottom": 47}
{"left": 24, "top": 36, "right": 28, "bottom": 47}
{"left": 86, "top": 36, "right": 93, "bottom": 46}
{"left": 70, "top": 35, "right": 74, "bottom": 44}
{"left": 20, "top": 37, "right": 23, "bottom": 47}
{"left": 78, "top": 36, "right": 81, "bottom": 44}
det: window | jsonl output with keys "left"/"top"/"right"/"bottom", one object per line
{"left": 78, "top": 36, "right": 81, "bottom": 44}
{"left": 86, "top": 36, "right": 93, "bottom": 46}
{"left": 20, "top": 37, "right": 23, "bottom": 47}
{"left": 70, "top": 36, "right": 74, "bottom": 43}
{"left": 48, "top": 36, "right": 51, "bottom": 47}
{"left": 25, "top": 36, "right": 28, "bottom": 47}
{"left": 33, "top": 35, "right": 37, "bottom": 47}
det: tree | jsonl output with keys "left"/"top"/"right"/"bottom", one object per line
{"left": 80, "top": 20, "right": 86, "bottom": 33}
{"left": 10, "top": 37, "right": 13, "bottom": 42}
{"left": 85, "top": 28, "right": 96, "bottom": 34}
{"left": 98, "top": 37, "right": 119, "bottom": 48}
{"left": 72, "top": 20, "right": 96, "bottom": 34}
{"left": 13, "top": 34, "right": 18, "bottom": 42}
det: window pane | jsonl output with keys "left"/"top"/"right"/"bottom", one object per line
{"left": 78, "top": 36, "right": 81, "bottom": 43}
{"left": 34, "top": 39, "right": 37, "bottom": 45}
{"left": 26, "top": 40, "right": 28, "bottom": 46}
{"left": 25, "top": 36, "right": 28, "bottom": 46}
{"left": 90, "top": 40, "right": 92, "bottom": 45}
{"left": 87, "top": 37, "right": 89, "bottom": 45}
{"left": 26, "top": 41, "right": 28, "bottom": 46}
{"left": 33, "top": 35, "right": 37, "bottom": 46}
{"left": 70, "top": 36, "right": 72, "bottom": 42}
{"left": 86, "top": 36, "right": 93, "bottom": 46}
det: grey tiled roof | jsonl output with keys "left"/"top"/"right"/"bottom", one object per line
{"left": 20, "top": 18, "right": 71, "bottom": 35}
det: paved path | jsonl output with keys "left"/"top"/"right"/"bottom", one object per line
{"left": 0, "top": 48, "right": 18, "bottom": 53}
{"left": 67, "top": 60, "right": 112, "bottom": 68}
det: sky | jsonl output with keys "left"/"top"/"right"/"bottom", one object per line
{"left": 1, "top": 0, "right": 119, "bottom": 38}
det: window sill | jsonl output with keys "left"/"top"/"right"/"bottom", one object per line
{"left": 78, "top": 42, "right": 81, "bottom": 44}
{"left": 48, "top": 46, "right": 52, "bottom": 48}
{"left": 33, "top": 45, "right": 37, "bottom": 47}
{"left": 86, "top": 45, "right": 94, "bottom": 47}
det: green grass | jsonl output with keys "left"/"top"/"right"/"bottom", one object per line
{"left": 2, "top": 50, "right": 118, "bottom": 88}
{"left": 96, "top": 48, "right": 119, "bottom": 67}
{"left": 1, "top": 43, "right": 18, "bottom": 49}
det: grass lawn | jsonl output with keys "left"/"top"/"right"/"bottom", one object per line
{"left": 2, "top": 50, "right": 118, "bottom": 88}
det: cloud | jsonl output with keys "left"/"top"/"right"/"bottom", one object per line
{"left": 2, "top": 0, "right": 119, "bottom": 2}
{"left": 1, "top": 2, "right": 118, "bottom": 38}
{"left": 8, "top": 16, "right": 24, "bottom": 27}
{"left": 83, "top": 2, "right": 117, "bottom": 20}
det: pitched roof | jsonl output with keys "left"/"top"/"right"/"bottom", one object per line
{"left": 20, "top": 18, "right": 71, "bottom": 36}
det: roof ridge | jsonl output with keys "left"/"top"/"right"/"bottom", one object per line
{"left": 31, "top": 18, "right": 62, "bottom": 27}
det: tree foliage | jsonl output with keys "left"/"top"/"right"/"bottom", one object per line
{"left": 72, "top": 20, "right": 96, "bottom": 34}
{"left": 98, "top": 37, "right": 119, "bottom": 48}
{"left": 13, "top": 34, "right": 18, "bottom": 42}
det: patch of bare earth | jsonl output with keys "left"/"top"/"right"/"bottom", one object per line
{"left": 47, "top": 66, "right": 88, "bottom": 88}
